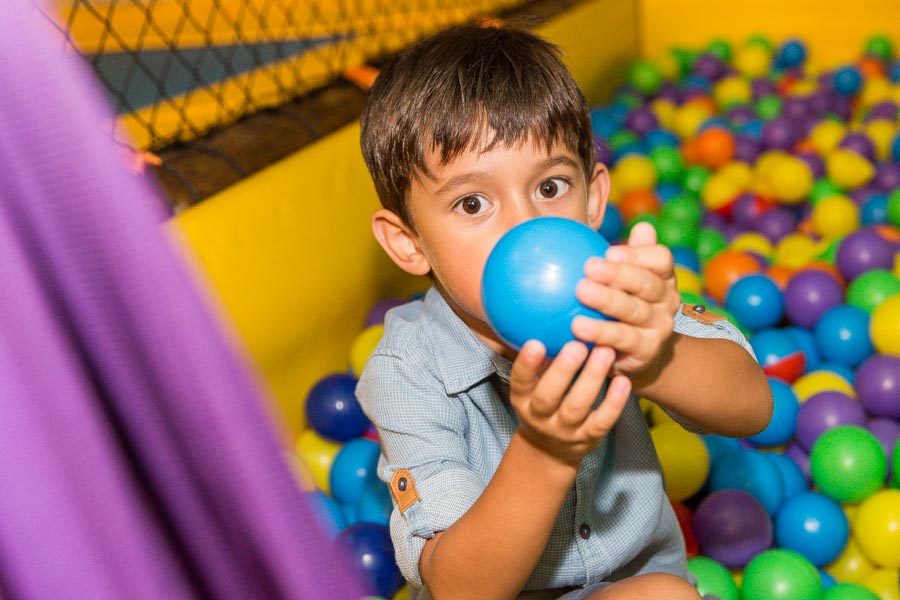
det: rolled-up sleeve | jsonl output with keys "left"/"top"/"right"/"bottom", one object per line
{"left": 357, "top": 352, "right": 485, "bottom": 587}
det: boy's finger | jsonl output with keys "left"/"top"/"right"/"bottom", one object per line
{"left": 530, "top": 341, "right": 589, "bottom": 416}
{"left": 593, "top": 245, "right": 675, "bottom": 278}
{"left": 571, "top": 317, "right": 641, "bottom": 355}
{"left": 626, "top": 221, "right": 658, "bottom": 247}
{"left": 580, "top": 375, "right": 632, "bottom": 439}
{"left": 576, "top": 279, "right": 655, "bottom": 323}
{"left": 556, "top": 346, "right": 615, "bottom": 427}
{"left": 509, "top": 340, "right": 545, "bottom": 406}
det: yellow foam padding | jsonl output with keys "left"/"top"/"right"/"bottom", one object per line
{"left": 172, "top": 0, "right": 640, "bottom": 437}
{"left": 639, "top": 0, "right": 900, "bottom": 68}
{"left": 174, "top": 122, "right": 426, "bottom": 436}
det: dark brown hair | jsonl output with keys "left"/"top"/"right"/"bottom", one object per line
{"left": 360, "top": 24, "right": 595, "bottom": 227}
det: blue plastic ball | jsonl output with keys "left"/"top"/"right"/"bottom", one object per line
{"left": 341, "top": 502, "right": 359, "bottom": 527}
{"left": 777, "top": 39, "right": 807, "bottom": 68}
{"left": 747, "top": 378, "right": 799, "bottom": 447}
{"left": 656, "top": 181, "right": 684, "bottom": 202}
{"left": 338, "top": 523, "right": 405, "bottom": 598}
{"left": 643, "top": 128, "right": 680, "bottom": 150}
{"left": 709, "top": 449, "right": 785, "bottom": 515}
{"left": 892, "top": 132, "right": 900, "bottom": 162}
{"left": 861, "top": 193, "right": 889, "bottom": 226}
{"left": 891, "top": 61, "right": 900, "bottom": 83}
{"left": 813, "top": 305, "right": 874, "bottom": 367}
{"left": 482, "top": 217, "right": 612, "bottom": 356}
{"left": 329, "top": 438, "right": 381, "bottom": 505}
{"left": 832, "top": 66, "right": 863, "bottom": 96}
{"left": 816, "top": 361, "right": 855, "bottom": 384}
{"left": 749, "top": 328, "right": 802, "bottom": 371}
{"left": 818, "top": 569, "right": 836, "bottom": 589}
{"left": 725, "top": 274, "right": 784, "bottom": 331}
{"left": 305, "top": 373, "right": 370, "bottom": 442}
{"left": 768, "top": 452, "right": 809, "bottom": 500}
{"left": 703, "top": 434, "right": 743, "bottom": 471}
{"left": 598, "top": 204, "right": 625, "bottom": 243}
{"left": 590, "top": 107, "right": 619, "bottom": 138}
{"left": 782, "top": 326, "right": 821, "bottom": 371}
{"left": 671, "top": 246, "right": 702, "bottom": 273}
{"left": 305, "top": 490, "right": 345, "bottom": 539}
{"left": 356, "top": 480, "right": 392, "bottom": 527}
{"left": 774, "top": 491, "right": 849, "bottom": 566}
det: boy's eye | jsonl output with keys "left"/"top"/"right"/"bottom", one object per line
{"left": 455, "top": 194, "right": 490, "bottom": 215}
{"left": 536, "top": 177, "right": 570, "bottom": 199}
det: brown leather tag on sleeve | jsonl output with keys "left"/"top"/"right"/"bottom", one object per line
{"left": 682, "top": 303, "right": 726, "bottom": 325}
{"left": 390, "top": 469, "right": 420, "bottom": 513}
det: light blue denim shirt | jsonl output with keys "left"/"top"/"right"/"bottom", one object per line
{"left": 356, "top": 287, "right": 754, "bottom": 597}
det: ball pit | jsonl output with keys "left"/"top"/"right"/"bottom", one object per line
{"left": 293, "top": 33, "right": 900, "bottom": 599}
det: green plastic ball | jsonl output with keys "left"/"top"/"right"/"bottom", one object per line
{"left": 696, "top": 227, "right": 727, "bottom": 264}
{"left": 887, "top": 188, "right": 900, "bottom": 226}
{"left": 746, "top": 35, "right": 774, "bottom": 52}
{"left": 756, "top": 94, "right": 783, "bottom": 120}
{"left": 811, "top": 178, "right": 844, "bottom": 206}
{"left": 741, "top": 549, "right": 822, "bottom": 600}
{"left": 682, "top": 166, "right": 711, "bottom": 197}
{"left": 627, "top": 60, "right": 663, "bottom": 95}
{"left": 649, "top": 146, "right": 685, "bottom": 183}
{"left": 846, "top": 269, "right": 900, "bottom": 313}
{"left": 608, "top": 130, "right": 640, "bottom": 153}
{"left": 894, "top": 439, "right": 900, "bottom": 488}
{"left": 864, "top": 35, "right": 894, "bottom": 61}
{"left": 672, "top": 47, "right": 700, "bottom": 75}
{"left": 687, "top": 556, "right": 739, "bottom": 600}
{"left": 614, "top": 92, "right": 642, "bottom": 111}
{"left": 810, "top": 425, "right": 888, "bottom": 503}
{"left": 656, "top": 218, "right": 699, "bottom": 250}
{"left": 707, "top": 39, "right": 733, "bottom": 62}
{"left": 661, "top": 195, "right": 703, "bottom": 227}
{"left": 816, "top": 235, "right": 843, "bottom": 264}
{"left": 823, "top": 582, "right": 880, "bottom": 600}
{"left": 680, "top": 290, "right": 705, "bottom": 307}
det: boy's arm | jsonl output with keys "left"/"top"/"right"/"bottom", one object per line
{"left": 421, "top": 342, "right": 631, "bottom": 599}
{"left": 573, "top": 222, "right": 772, "bottom": 438}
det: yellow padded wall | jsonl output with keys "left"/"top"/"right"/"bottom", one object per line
{"left": 639, "top": 0, "right": 900, "bottom": 68}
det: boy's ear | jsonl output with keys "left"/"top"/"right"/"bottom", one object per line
{"left": 586, "top": 162, "right": 611, "bottom": 232}
{"left": 371, "top": 209, "right": 432, "bottom": 276}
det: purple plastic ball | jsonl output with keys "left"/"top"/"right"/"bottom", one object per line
{"left": 875, "top": 162, "right": 900, "bottom": 192}
{"left": 732, "top": 193, "right": 768, "bottom": 227}
{"left": 782, "top": 97, "right": 809, "bottom": 122}
{"left": 836, "top": 228, "right": 897, "bottom": 282}
{"left": 693, "top": 53, "right": 727, "bottom": 80}
{"left": 783, "top": 270, "right": 844, "bottom": 328}
{"left": 364, "top": 297, "right": 407, "bottom": 328}
{"left": 754, "top": 207, "right": 798, "bottom": 243}
{"left": 727, "top": 105, "right": 757, "bottom": 126}
{"left": 734, "top": 135, "right": 762, "bottom": 162}
{"left": 839, "top": 132, "right": 877, "bottom": 162}
{"left": 762, "top": 117, "right": 798, "bottom": 150}
{"left": 828, "top": 95, "right": 854, "bottom": 120}
{"left": 796, "top": 391, "right": 868, "bottom": 450}
{"left": 785, "top": 440, "right": 812, "bottom": 481}
{"left": 751, "top": 78, "right": 777, "bottom": 100}
{"left": 795, "top": 152, "right": 825, "bottom": 179}
{"left": 703, "top": 211, "right": 727, "bottom": 230}
{"left": 868, "top": 418, "right": 900, "bottom": 479}
{"left": 855, "top": 354, "right": 900, "bottom": 418}
{"left": 594, "top": 137, "right": 613, "bottom": 165}
{"left": 692, "top": 490, "right": 773, "bottom": 569}
{"left": 625, "top": 106, "right": 659, "bottom": 137}
{"left": 850, "top": 183, "right": 881, "bottom": 207}
{"left": 866, "top": 100, "right": 898, "bottom": 121}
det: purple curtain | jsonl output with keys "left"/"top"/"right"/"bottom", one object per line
{"left": 0, "top": 3, "right": 361, "bottom": 598}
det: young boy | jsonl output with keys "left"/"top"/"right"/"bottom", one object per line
{"left": 357, "top": 24, "right": 772, "bottom": 600}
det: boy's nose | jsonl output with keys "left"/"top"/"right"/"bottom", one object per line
{"left": 504, "top": 199, "right": 541, "bottom": 229}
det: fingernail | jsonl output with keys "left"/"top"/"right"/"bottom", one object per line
{"left": 606, "top": 248, "right": 624, "bottom": 262}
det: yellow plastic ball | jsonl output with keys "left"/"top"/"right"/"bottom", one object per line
{"left": 859, "top": 76, "right": 893, "bottom": 108}
{"left": 350, "top": 323, "right": 384, "bottom": 377}
{"left": 294, "top": 430, "right": 342, "bottom": 494}
{"left": 650, "top": 98, "right": 677, "bottom": 129}
{"left": 768, "top": 155, "right": 814, "bottom": 204}
{"left": 674, "top": 103, "right": 713, "bottom": 139}
{"left": 730, "top": 232, "right": 774, "bottom": 259}
{"left": 860, "top": 568, "right": 900, "bottom": 600}
{"left": 393, "top": 585, "right": 411, "bottom": 600}
{"left": 871, "top": 294, "right": 900, "bottom": 356}
{"left": 648, "top": 401, "right": 677, "bottom": 427}
{"left": 718, "top": 161, "right": 754, "bottom": 188}
{"left": 702, "top": 173, "right": 742, "bottom": 211}
{"left": 793, "top": 370, "right": 856, "bottom": 402}
{"left": 674, "top": 265, "right": 703, "bottom": 295}
{"left": 853, "top": 489, "right": 900, "bottom": 568}
{"left": 825, "top": 538, "right": 876, "bottom": 584}
{"left": 865, "top": 119, "right": 896, "bottom": 162}
{"left": 788, "top": 80, "right": 818, "bottom": 96}
{"left": 613, "top": 154, "right": 658, "bottom": 194}
{"left": 826, "top": 148, "right": 876, "bottom": 190}
{"left": 809, "top": 120, "right": 847, "bottom": 155}
{"left": 812, "top": 194, "right": 860, "bottom": 238}
{"left": 649, "top": 422, "right": 710, "bottom": 502}
{"left": 713, "top": 75, "right": 753, "bottom": 107}
{"left": 773, "top": 233, "right": 819, "bottom": 269}
{"left": 844, "top": 502, "right": 859, "bottom": 523}
{"left": 655, "top": 52, "right": 683, "bottom": 81}
{"left": 733, "top": 44, "right": 771, "bottom": 78}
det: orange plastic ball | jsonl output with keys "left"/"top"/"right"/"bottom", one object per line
{"left": 618, "top": 189, "right": 661, "bottom": 222}
{"left": 766, "top": 264, "right": 795, "bottom": 290}
{"left": 682, "top": 136, "right": 703, "bottom": 166}
{"left": 696, "top": 127, "right": 736, "bottom": 169}
{"left": 858, "top": 57, "right": 887, "bottom": 79}
{"left": 703, "top": 249, "right": 764, "bottom": 303}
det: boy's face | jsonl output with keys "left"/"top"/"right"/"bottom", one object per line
{"left": 372, "top": 134, "right": 609, "bottom": 357}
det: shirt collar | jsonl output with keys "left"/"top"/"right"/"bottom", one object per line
{"left": 421, "top": 287, "right": 507, "bottom": 395}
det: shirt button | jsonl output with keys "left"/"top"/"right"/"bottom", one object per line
{"left": 579, "top": 523, "right": 591, "bottom": 539}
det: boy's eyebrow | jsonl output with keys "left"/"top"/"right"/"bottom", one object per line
{"left": 433, "top": 155, "right": 580, "bottom": 196}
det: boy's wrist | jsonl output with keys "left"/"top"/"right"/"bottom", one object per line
{"left": 509, "top": 430, "right": 581, "bottom": 482}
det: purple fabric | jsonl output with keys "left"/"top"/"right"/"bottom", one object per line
{"left": 0, "top": 3, "right": 361, "bottom": 599}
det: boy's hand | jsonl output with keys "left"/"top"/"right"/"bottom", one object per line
{"left": 508, "top": 339, "right": 632, "bottom": 468}
{"left": 571, "top": 222, "right": 682, "bottom": 383}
